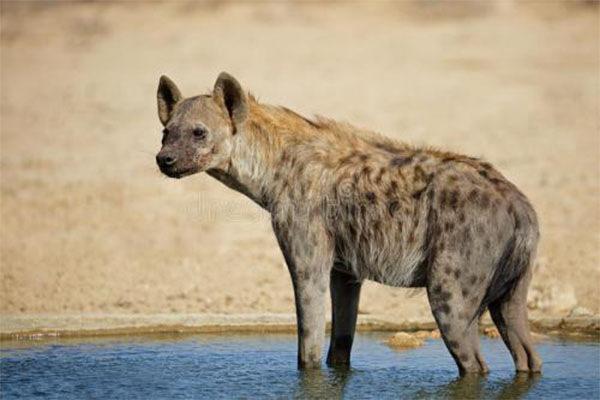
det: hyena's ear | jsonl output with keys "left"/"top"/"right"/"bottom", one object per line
{"left": 157, "top": 75, "right": 183, "bottom": 126}
{"left": 213, "top": 72, "right": 248, "bottom": 134}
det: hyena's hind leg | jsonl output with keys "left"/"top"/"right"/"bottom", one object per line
{"left": 326, "top": 266, "right": 362, "bottom": 367}
{"left": 428, "top": 273, "right": 489, "bottom": 376}
{"left": 426, "top": 231, "right": 492, "bottom": 375}
{"left": 489, "top": 268, "right": 542, "bottom": 373}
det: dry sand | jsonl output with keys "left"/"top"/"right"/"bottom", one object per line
{"left": 1, "top": 2, "right": 598, "bottom": 322}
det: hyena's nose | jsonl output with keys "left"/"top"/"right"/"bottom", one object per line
{"left": 156, "top": 153, "right": 177, "bottom": 168}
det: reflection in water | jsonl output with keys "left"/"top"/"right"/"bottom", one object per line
{"left": 495, "top": 373, "right": 541, "bottom": 400}
{"left": 294, "top": 367, "right": 542, "bottom": 400}
{"left": 294, "top": 368, "right": 352, "bottom": 400}
{"left": 439, "top": 374, "right": 487, "bottom": 399}
{"left": 432, "top": 372, "right": 541, "bottom": 400}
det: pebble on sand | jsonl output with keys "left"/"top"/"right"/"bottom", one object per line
{"left": 387, "top": 332, "right": 424, "bottom": 349}
{"left": 413, "top": 329, "right": 441, "bottom": 339}
{"left": 483, "top": 327, "right": 501, "bottom": 338}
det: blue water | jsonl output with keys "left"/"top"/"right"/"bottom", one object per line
{"left": 1, "top": 333, "right": 598, "bottom": 399}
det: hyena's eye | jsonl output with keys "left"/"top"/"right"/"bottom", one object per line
{"left": 193, "top": 127, "right": 207, "bottom": 140}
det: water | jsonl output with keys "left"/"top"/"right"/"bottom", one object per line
{"left": 1, "top": 333, "right": 598, "bottom": 399}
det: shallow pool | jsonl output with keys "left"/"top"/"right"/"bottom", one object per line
{"left": 1, "top": 332, "right": 598, "bottom": 399}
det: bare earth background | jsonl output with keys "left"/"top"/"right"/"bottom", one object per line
{"left": 1, "top": 1, "right": 598, "bottom": 322}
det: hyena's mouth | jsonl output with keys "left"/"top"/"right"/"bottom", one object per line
{"left": 159, "top": 165, "right": 197, "bottom": 179}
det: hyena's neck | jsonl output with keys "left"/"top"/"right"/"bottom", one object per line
{"left": 207, "top": 100, "right": 309, "bottom": 210}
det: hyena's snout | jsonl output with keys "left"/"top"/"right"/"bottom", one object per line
{"left": 156, "top": 150, "right": 178, "bottom": 175}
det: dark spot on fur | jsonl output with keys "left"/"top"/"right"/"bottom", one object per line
{"left": 484, "top": 239, "right": 491, "bottom": 250}
{"left": 447, "top": 339, "right": 459, "bottom": 348}
{"left": 437, "top": 241, "right": 445, "bottom": 253}
{"left": 365, "top": 192, "right": 376, "bottom": 203}
{"left": 427, "top": 189, "right": 435, "bottom": 202}
{"left": 462, "top": 227, "right": 471, "bottom": 243}
{"left": 296, "top": 269, "right": 310, "bottom": 281}
{"left": 432, "top": 284, "right": 442, "bottom": 294}
{"left": 362, "top": 165, "right": 372, "bottom": 176}
{"left": 461, "top": 288, "right": 469, "bottom": 297}
{"left": 298, "top": 182, "right": 307, "bottom": 197}
{"left": 374, "top": 220, "right": 381, "bottom": 231}
{"left": 348, "top": 223, "right": 357, "bottom": 238}
{"left": 440, "top": 323, "right": 451, "bottom": 333}
{"left": 449, "top": 190, "right": 459, "bottom": 208}
{"left": 390, "top": 155, "right": 413, "bottom": 167}
{"left": 386, "top": 180, "right": 399, "bottom": 197}
{"left": 444, "top": 221, "right": 455, "bottom": 232}
{"left": 439, "top": 190, "right": 449, "bottom": 207}
{"left": 469, "top": 274, "right": 477, "bottom": 285}
{"left": 439, "top": 290, "right": 452, "bottom": 302}
{"left": 375, "top": 168, "right": 385, "bottom": 184}
{"left": 302, "top": 325, "right": 311, "bottom": 336}
{"left": 454, "top": 269, "right": 462, "bottom": 280}
{"left": 507, "top": 203, "right": 515, "bottom": 215}
{"left": 412, "top": 187, "right": 427, "bottom": 200}
{"left": 388, "top": 200, "right": 400, "bottom": 216}
{"left": 468, "top": 189, "right": 479, "bottom": 202}
{"left": 479, "top": 169, "right": 490, "bottom": 179}
{"left": 359, "top": 153, "right": 369, "bottom": 162}
{"left": 444, "top": 266, "right": 453, "bottom": 275}
{"left": 439, "top": 303, "right": 451, "bottom": 314}
{"left": 479, "top": 192, "right": 490, "bottom": 208}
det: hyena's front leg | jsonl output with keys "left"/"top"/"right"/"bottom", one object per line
{"left": 273, "top": 218, "right": 334, "bottom": 369}
{"left": 327, "top": 267, "right": 362, "bottom": 367}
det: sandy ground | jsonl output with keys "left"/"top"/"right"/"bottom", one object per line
{"left": 1, "top": 2, "right": 598, "bottom": 322}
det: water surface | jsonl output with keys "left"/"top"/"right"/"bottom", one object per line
{"left": 1, "top": 332, "right": 598, "bottom": 399}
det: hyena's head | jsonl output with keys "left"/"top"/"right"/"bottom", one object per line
{"left": 155, "top": 72, "right": 248, "bottom": 178}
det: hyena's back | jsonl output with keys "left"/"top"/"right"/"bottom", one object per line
{"left": 323, "top": 144, "right": 539, "bottom": 308}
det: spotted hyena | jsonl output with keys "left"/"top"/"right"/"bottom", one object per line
{"left": 155, "top": 72, "right": 541, "bottom": 375}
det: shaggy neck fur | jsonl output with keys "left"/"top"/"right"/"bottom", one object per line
{"left": 208, "top": 99, "right": 323, "bottom": 210}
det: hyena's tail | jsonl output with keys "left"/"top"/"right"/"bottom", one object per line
{"left": 473, "top": 198, "right": 540, "bottom": 322}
